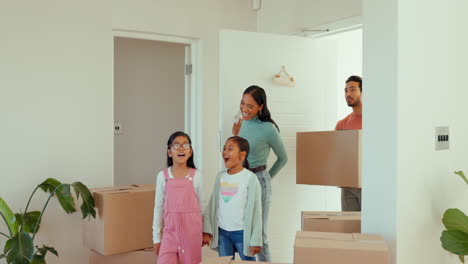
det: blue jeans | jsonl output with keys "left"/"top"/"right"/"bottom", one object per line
{"left": 254, "top": 169, "right": 272, "bottom": 262}
{"left": 218, "top": 228, "right": 256, "bottom": 261}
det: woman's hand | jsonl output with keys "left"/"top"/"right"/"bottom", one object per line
{"left": 250, "top": 246, "right": 262, "bottom": 255}
{"left": 154, "top": 243, "right": 161, "bottom": 256}
{"left": 232, "top": 118, "right": 243, "bottom": 136}
{"left": 202, "top": 233, "right": 213, "bottom": 246}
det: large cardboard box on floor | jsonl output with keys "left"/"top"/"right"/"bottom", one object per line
{"left": 83, "top": 184, "right": 155, "bottom": 256}
{"left": 296, "top": 130, "right": 361, "bottom": 188}
{"left": 301, "top": 211, "right": 361, "bottom": 233}
{"left": 201, "top": 256, "right": 290, "bottom": 264}
{"left": 89, "top": 247, "right": 217, "bottom": 263}
{"left": 202, "top": 246, "right": 220, "bottom": 259}
{"left": 294, "top": 231, "right": 389, "bottom": 264}
{"left": 89, "top": 249, "right": 156, "bottom": 264}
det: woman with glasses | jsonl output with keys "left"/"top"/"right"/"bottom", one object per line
{"left": 232, "top": 85, "right": 288, "bottom": 262}
{"left": 152, "top": 131, "right": 204, "bottom": 264}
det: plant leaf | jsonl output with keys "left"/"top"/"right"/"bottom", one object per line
{"left": 30, "top": 254, "right": 45, "bottom": 264}
{"left": 0, "top": 197, "right": 19, "bottom": 237}
{"left": 443, "top": 209, "right": 468, "bottom": 234}
{"left": 4, "top": 231, "right": 34, "bottom": 263}
{"left": 0, "top": 253, "right": 6, "bottom": 259}
{"left": 39, "top": 179, "right": 76, "bottom": 214}
{"left": 460, "top": 255, "right": 465, "bottom": 263}
{"left": 56, "top": 184, "right": 76, "bottom": 214}
{"left": 38, "top": 178, "right": 62, "bottom": 193}
{"left": 36, "top": 245, "right": 58, "bottom": 257}
{"left": 15, "top": 213, "right": 23, "bottom": 226}
{"left": 30, "top": 245, "right": 59, "bottom": 264}
{"left": 72, "top": 182, "right": 96, "bottom": 219}
{"left": 16, "top": 211, "right": 41, "bottom": 234}
{"left": 441, "top": 230, "right": 468, "bottom": 255}
{"left": 455, "top": 171, "right": 468, "bottom": 185}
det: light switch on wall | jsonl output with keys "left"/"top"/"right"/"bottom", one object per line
{"left": 435, "top": 126, "right": 449, "bottom": 150}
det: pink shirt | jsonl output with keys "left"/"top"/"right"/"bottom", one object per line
{"left": 335, "top": 113, "right": 362, "bottom": 130}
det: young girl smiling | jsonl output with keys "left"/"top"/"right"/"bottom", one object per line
{"left": 152, "top": 131, "right": 204, "bottom": 264}
{"left": 203, "top": 136, "right": 262, "bottom": 261}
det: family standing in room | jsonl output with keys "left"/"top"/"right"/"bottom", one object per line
{"left": 152, "top": 76, "right": 362, "bottom": 263}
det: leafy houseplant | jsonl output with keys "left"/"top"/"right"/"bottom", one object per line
{"left": 441, "top": 171, "right": 468, "bottom": 263}
{"left": 0, "top": 178, "right": 96, "bottom": 264}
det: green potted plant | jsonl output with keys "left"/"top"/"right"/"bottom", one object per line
{"left": 0, "top": 178, "right": 96, "bottom": 264}
{"left": 441, "top": 171, "right": 468, "bottom": 263}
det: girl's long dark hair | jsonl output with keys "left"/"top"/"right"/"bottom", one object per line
{"left": 243, "top": 85, "right": 280, "bottom": 132}
{"left": 227, "top": 136, "right": 250, "bottom": 169}
{"left": 166, "top": 131, "right": 196, "bottom": 169}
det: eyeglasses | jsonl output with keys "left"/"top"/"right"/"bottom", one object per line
{"left": 171, "top": 143, "right": 191, "bottom": 150}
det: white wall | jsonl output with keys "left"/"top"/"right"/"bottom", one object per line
{"left": 396, "top": 1, "right": 468, "bottom": 263}
{"left": 220, "top": 29, "right": 362, "bottom": 262}
{"left": 361, "top": 0, "right": 398, "bottom": 263}
{"left": 0, "top": 1, "right": 256, "bottom": 263}
{"left": 257, "top": 0, "right": 361, "bottom": 34}
{"left": 0, "top": 1, "right": 113, "bottom": 264}
{"left": 363, "top": 0, "right": 468, "bottom": 263}
{"left": 114, "top": 38, "right": 186, "bottom": 185}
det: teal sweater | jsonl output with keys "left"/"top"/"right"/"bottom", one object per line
{"left": 203, "top": 169, "right": 263, "bottom": 257}
{"left": 238, "top": 116, "right": 288, "bottom": 178}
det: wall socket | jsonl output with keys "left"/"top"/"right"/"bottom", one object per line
{"left": 114, "top": 122, "right": 122, "bottom": 135}
{"left": 435, "top": 126, "right": 449, "bottom": 150}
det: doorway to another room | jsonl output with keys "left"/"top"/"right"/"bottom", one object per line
{"left": 218, "top": 26, "right": 362, "bottom": 262}
{"left": 113, "top": 30, "right": 202, "bottom": 186}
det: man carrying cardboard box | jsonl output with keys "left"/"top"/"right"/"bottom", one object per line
{"left": 335, "top": 75, "right": 362, "bottom": 211}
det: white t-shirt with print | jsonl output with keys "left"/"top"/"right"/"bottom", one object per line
{"left": 217, "top": 168, "right": 254, "bottom": 231}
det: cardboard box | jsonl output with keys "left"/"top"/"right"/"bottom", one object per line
{"left": 294, "top": 231, "right": 389, "bottom": 264}
{"left": 83, "top": 184, "right": 155, "bottom": 256}
{"left": 296, "top": 130, "right": 361, "bottom": 188}
{"left": 89, "top": 249, "right": 156, "bottom": 264}
{"left": 301, "top": 211, "right": 361, "bottom": 233}
{"left": 89, "top": 247, "right": 217, "bottom": 264}
{"left": 201, "top": 256, "right": 232, "bottom": 264}
{"left": 202, "top": 246, "right": 219, "bottom": 259}
{"left": 201, "top": 256, "right": 290, "bottom": 264}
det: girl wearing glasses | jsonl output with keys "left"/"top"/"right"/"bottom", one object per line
{"left": 152, "top": 131, "right": 204, "bottom": 264}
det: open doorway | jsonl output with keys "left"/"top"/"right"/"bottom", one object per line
{"left": 218, "top": 27, "right": 362, "bottom": 262}
{"left": 113, "top": 30, "right": 202, "bottom": 185}
{"left": 310, "top": 27, "right": 363, "bottom": 124}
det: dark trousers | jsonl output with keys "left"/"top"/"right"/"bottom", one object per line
{"left": 341, "top": 187, "right": 361, "bottom": 211}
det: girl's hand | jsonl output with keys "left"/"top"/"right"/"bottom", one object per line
{"left": 232, "top": 119, "right": 243, "bottom": 136}
{"left": 202, "top": 233, "right": 213, "bottom": 246}
{"left": 250, "top": 246, "right": 261, "bottom": 255}
{"left": 154, "top": 243, "right": 161, "bottom": 256}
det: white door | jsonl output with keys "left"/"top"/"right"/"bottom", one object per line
{"left": 219, "top": 29, "right": 361, "bottom": 262}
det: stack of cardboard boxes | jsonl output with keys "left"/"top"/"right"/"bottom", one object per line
{"left": 295, "top": 130, "right": 389, "bottom": 264}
